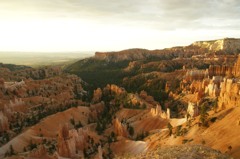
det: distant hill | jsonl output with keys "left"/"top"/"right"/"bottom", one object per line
{"left": 0, "top": 63, "right": 31, "bottom": 71}
{"left": 93, "top": 47, "right": 191, "bottom": 62}
{"left": 93, "top": 38, "right": 240, "bottom": 62}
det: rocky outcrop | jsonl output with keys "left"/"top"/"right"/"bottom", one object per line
{"left": 150, "top": 105, "right": 170, "bottom": 119}
{"left": 98, "top": 145, "right": 103, "bottom": 159}
{"left": 95, "top": 49, "right": 154, "bottom": 62}
{"left": 69, "top": 127, "right": 89, "bottom": 152}
{"left": 165, "top": 81, "right": 171, "bottom": 92}
{"left": 139, "top": 90, "right": 148, "bottom": 99}
{"left": 0, "top": 78, "right": 4, "bottom": 89}
{"left": 4, "top": 80, "right": 25, "bottom": 91}
{"left": 218, "top": 78, "right": 240, "bottom": 109}
{"left": 57, "top": 124, "right": 89, "bottom": 158}
{"left": 204, "top": 76, "right": 223, "bottom": 97}
{"left": 3, "top": 98, "right": 26, "bottom": 121}
{"left": 189, "top": 81, "right": 205, "bottom": 94}
{"left": 15, "top": 66, "right": 63, "bottom": 80}
{"left": 94, "top": 38, "right": 240, "bottom": 63}
{"left": 89, "top": 102, "right": 105, "bottom": 121}
{"left": 182, "top": 56, "right": 240, "bottom": 110}
{"left": 208, "top": 65, "right": 233, "bottom": 78}
{"left": 185, "top": 69, "right": 209, "bottom": 82}
{"left": 103, "top": 84, "right": 126, "bottom": 96}
{"left": 233, "top": 55, "right": 240, "bottom": 77}
{"left": 139, "top": 90, "right": 158, "bottom": 105}
{"left": 0, "top": 111, "right": 9, "bottom": 133}
{"left": 124, "top": 61, "right": 142, "bottom": 72}
{"left": 182, "top": 56, "right": 240, "bottom": 99}
{"left": 191, "top": 38, "right": 240, "bottom": 53}
{"left": 208, "top": 55, "right": 240, "bottom": 78}
{"left": 187, "top": 102, "right": 199, "bottom": 118}
{"left": 57, "top": 124, "right": 72, "bottom": 158}
{"left": 92, "top": 88, "right": 102, "bottom": 103}
{"left": 94, "top": 46, "right": 197, "bottom": 62}
{"left": 113, "top": 118, "right": 128, "bottom": 137}
{"left": 28, "top": 145, "right": 48, "bottom": 158}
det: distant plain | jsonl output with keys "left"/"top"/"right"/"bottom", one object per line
{"left": 0, "top": 52, "right": 94, "bottom": 67}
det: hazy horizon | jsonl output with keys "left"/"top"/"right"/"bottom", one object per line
{"left": 0, "top": 0, "right": 240, "bottom": 52}
{"left": 0, "top": 52, "right": 94, "bottom": 66}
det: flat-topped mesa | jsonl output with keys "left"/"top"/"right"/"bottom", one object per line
{"left": 95, "top": 52, "right": 108, "bottom": 60}
{"left": 191, "top": 38, "right": 240, "bottom": 53}
{"left": 93, "top": 47, "right": 196, "bottom": 62}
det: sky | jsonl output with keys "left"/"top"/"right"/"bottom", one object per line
{"left": 0, "top": 0, "right": 239, "bottom": 52}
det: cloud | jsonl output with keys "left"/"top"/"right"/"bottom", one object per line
{"left": 0, "top": 0, "right": 239, "bottom": 30}
{"left": 0, "top": 0, "right": 239, "bottom": 52}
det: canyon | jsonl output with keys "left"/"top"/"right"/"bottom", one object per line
{"left": 1, "top": 38, "right": 240, "bottom": 159}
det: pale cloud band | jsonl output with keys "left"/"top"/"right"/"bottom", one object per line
{"left": 0, "top": 0, "right": 239, "bottom": 52}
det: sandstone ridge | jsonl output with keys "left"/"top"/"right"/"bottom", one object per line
{"left": 94, "top": 38, "right": 240, "bottom": 62}
{"left": 192, "top": 38, "right": 240, "bottom": 53}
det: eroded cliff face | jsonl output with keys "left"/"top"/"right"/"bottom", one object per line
{"left": 187, "top": 102, "right": 199, "bottom": 118}
{"left": 93, "top": 45, "right": 202, "bottom": 62}
{"left": 204, "top": 76, "right": 223, "bottom": 98}
{"left": 93, "top": 38, "right": 240, "bottom": 63}
{"left": 192, "top": 38, "right": 240, "bottom": 53}
{"left": 57, "top": 124, "right": 72, "bottom": 158}
{"left": 28, "top": 145, "right": 48, "bottom": 158}
{"left": 207, "top": 55, "right": 240, "bottom": 78}
{"left": 185, "top": 69, "right": 208, "bottom": 82}
{"left": 57, "top": 124, "right": 90, "bottom": 158}
{"left": 208, "top": 65, "right": 233, "bottom": 77}
{"left": 113, "top": 118, "right": 128, "bottom": 137}
{"left": 181, "top": 55, "right": 240, "bottom": 111}
{"left": 89, "top": 102, "right": 105, "bottom": 121}
{"left": 233, "top": 55, "right": 240, "bottom": 77}
{"left": 3, "top": 98, "right": 27, "bottom": 121}
{"left": 103, "top": 84, "right": 126, "bottom": 96}
{"left": 150, "top": 105, "right": 170, "bottom": 119}
{"left": 218, "top": 78, "right": 240, "bottom": 109}
{"left": 95, "top": 49, "right": 150, "bottom": 62}
{"left": 0, "top": 111, "right": 9, "bottom": 133}
{"left": 92, "top": 88, "right": 103, "bottom": 103}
